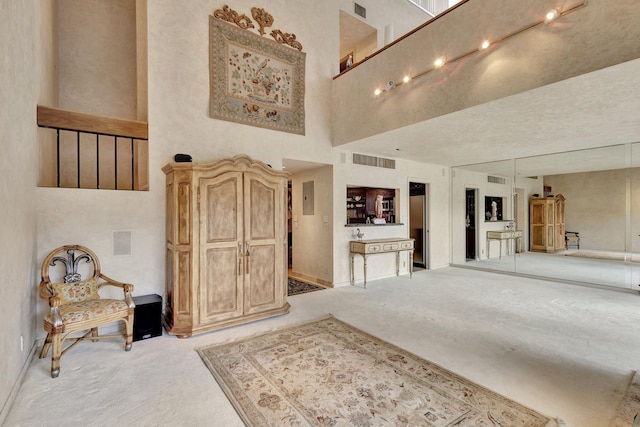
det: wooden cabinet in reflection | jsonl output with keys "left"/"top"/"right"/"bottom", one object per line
{"left": 529, "top": 195, "right": 565, "bottom": 252}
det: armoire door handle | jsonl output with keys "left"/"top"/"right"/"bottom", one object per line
{"left": 245, "top": 242, "right": 250, "bottom": 272}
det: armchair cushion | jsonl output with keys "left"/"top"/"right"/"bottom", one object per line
{"left": 46, "top": 299, "right": 130, "bottom": 324}
{"left": 52, "top": 277, "right": 99, "bottom": 304}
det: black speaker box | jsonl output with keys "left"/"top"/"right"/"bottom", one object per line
{"left": 174, "top": 153, "right": 192, "bottom": 162}
{"left": 133, "top": 294, "right": 163, "bottom": 342}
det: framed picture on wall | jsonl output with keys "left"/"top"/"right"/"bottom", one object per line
{"left": 485, "top": 196, "right": 505, "bottom": 221}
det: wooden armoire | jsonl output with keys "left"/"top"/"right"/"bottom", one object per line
{"left": 529, "top": 194, "right": 565, "bottom": 252}
{"left": 162, "top": 154, "right": 290, "bottom": 338}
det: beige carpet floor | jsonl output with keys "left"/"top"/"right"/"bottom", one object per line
{"left": 4, "top": 266, "right": 640, "bottom": 426}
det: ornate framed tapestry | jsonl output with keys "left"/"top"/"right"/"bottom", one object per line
{"left": 209, "top": 11, "right": 306, "bottom": 135}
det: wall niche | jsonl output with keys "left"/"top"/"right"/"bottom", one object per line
{"left": 346, "top": 186, "right": 398, "bottom": 225}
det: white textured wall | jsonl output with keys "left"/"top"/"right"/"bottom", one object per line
{"left": 544, "top": 169, "right": 640, "bottom": 252}
{"left": 0, "top": 0, "right": 43, "bottom": 418}
{"left": 58, "top": 0, "right": 137, "bottom": 118}
{"left": 291, "top": 166, "right": 334, "bottom": 283}
{"left": 333, "top": 154, "right": 449, "bottom": 286}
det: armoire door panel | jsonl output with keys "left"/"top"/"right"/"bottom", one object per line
{"left": 201, "top": 247, "right": 242, "bottom": 322}
{"left": 202, "top": 174, "right": 241, "bottom": 243}
{"left": 176, "top": 250, "right": 191, "bottom": 315}
{"left": 199, "top": 172, "right": 244, "bottom": 323}
{"left": 531, "top": 204, "right": 543, "bottom": 224}
{"left": 177, "top": 182, "right": 192, "bottom": 245}
{"left": 166, "top": 182, "right": 174, "bottom": 244}
{"left": 245, "top": 244, "right": 277, "bottom": 311}
{"left": 165, "top": 247, "right": 174, "bottom": 313}
{"left": 247, "top": 175, "right": 276, "bottom": 240}
{"left": 530, "top": 226, "right": 543, "bottom": 249}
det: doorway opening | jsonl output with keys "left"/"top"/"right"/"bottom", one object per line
{"left": 410, "top": 182, "right": 428, "bottom": 269}
{"left": 465, "top": 188, "right": 478, "bottom": 261}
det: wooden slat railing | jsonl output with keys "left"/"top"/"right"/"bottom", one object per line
{"left": 37, "top": 105, "right": 149, "bottom": 191}
{"left": 37, "top": 105, "right": 148, "bottom": 139}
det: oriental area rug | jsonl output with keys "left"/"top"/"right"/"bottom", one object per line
{"left": 197, "top": 316, "right": 552, "bottom": 426}
{"left": 287, "top": 278, "right": 326, "bottom": 296}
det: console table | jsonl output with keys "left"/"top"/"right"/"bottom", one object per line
{"left": 486, "top": 230, "right": 523, "bottom": 259}
{"left": 350, "top": 238, "right": 415, "bottom": 288}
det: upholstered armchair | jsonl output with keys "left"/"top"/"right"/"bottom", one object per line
{"left": 38, "top": 245, "right": 135, "bottom": 378}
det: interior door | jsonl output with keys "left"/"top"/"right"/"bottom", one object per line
{"left": 199, "top": 172, "right": 244, "bottom": 323}
{"left": 243, "top": 171, "right": 285, "bottom": 315}
{"left": 465, "top": 189, "right": 477, "bottom": 260}
{"left": 410, "top": 182, "right": 428, "bottom": 269}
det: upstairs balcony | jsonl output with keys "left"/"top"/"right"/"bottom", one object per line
{"left": 332, "top": 0, "right": 640, "bottom": 166}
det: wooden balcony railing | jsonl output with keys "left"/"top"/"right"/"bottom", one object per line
{"left": 37, "top": 105, "right": 149, "bottom": 191}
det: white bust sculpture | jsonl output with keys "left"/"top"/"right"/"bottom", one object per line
{"left": 375, "top": 195, "right": 384, "bottom": 218}
{"left": 490, "top": 200, "right": 497, "bottom": 221}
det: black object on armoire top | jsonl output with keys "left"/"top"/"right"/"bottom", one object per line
{"left": 132, "top": 294, "right": 163, "bottom": 342}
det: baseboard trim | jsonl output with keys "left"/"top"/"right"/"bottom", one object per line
{"left": 0, "top": 338, "right": 41, "bottom": 426}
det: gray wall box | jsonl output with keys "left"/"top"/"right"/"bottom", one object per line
{"left": 303, "top": 181, "right": 314, "bottom": 215}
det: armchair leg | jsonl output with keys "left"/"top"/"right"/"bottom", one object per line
{"left": 125, "top": 315, "right": 133, "bottom": 351}
{"left": 51, "top": 333, "right": 62, "bottom": 378}
{"left": 39, "top": 333, "right": 52, "bottom": 359}
{"left": 91, "top": 327, "right": 99, "bottom": 342}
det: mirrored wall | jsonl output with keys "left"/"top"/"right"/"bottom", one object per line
{"left": 451, "top": 143, "right": 640, "bottom": 291}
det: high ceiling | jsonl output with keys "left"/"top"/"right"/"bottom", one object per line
{"left": 338, "top": 58, "right": 640, "bottom": 174}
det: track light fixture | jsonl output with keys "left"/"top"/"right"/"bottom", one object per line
{"left": 371, "top": 1, "right": 587, "bottom": 98}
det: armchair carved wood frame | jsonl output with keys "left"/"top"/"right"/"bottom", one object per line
{"left": 38, "top": 245, "right": 135, "bottom": 378}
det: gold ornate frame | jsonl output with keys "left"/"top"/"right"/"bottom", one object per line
{"left": 209, "top": 7, "right": 306, "bottom": 135}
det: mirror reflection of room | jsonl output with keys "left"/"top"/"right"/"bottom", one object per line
{"left": 451, "top": 143, "right": 640, "bottom": 290}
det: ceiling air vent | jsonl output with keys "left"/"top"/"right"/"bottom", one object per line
{"left": 487, "top": 175, "right": 506, "bottom": 184}
{"left": 353, "top": 153, "right": 377, "bottom": 167}
{"left": 353, "top": 153, "right": 396, "bottom": 169}
{"left": 354, "top": 3, "right": 366, "bottom": 18}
